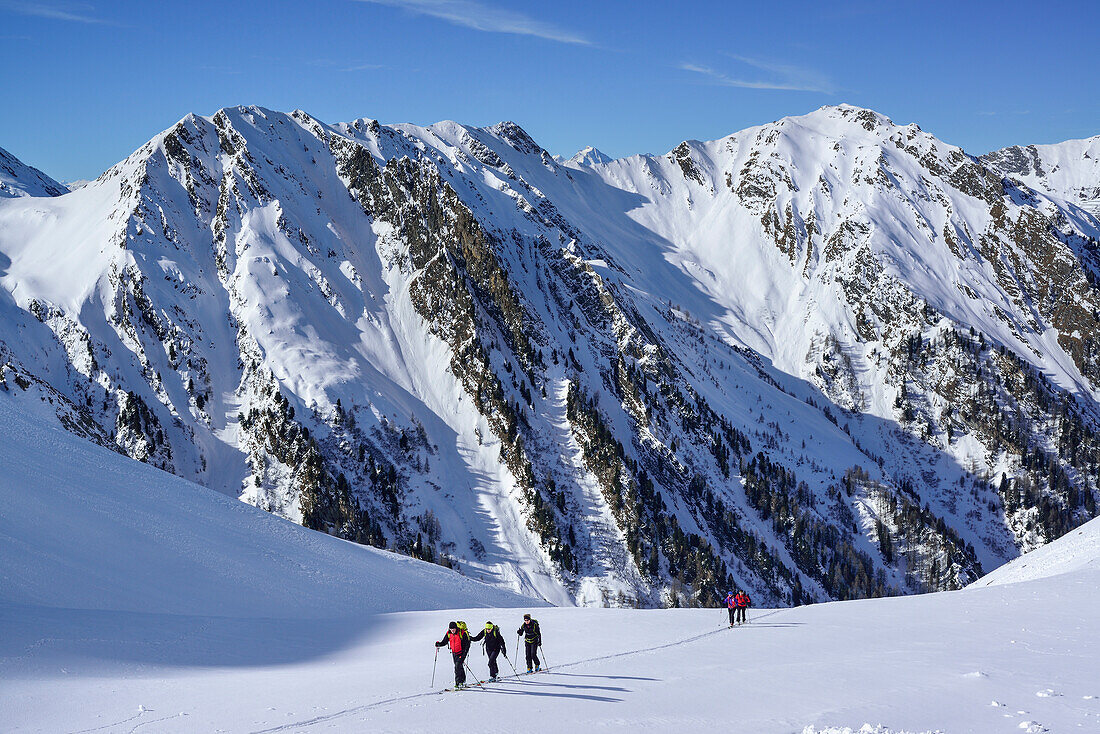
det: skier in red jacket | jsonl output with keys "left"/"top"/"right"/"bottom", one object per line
{"left": 725, "top": 592, "right": 737, "bottom": 627}
{"left": 734, "top": 590, "right": 751, "bottom": 624}
{"left": 435, "top": 621, "right": 471, "bottom": 688}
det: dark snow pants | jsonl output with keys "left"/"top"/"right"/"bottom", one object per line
{"left": 728, "top": 607, "right": 735, "bottom": 625}
{"left": 735, "top": 607, "right": 747, "bottom": 624}
{"left": 524, "top": 640, "right": 540, "bottom": 669}
{"left": 452, "top": 652, "right": 467, "bottom": 685}
{"left": 487, "top": 650, "right": 500, "bottom": 678}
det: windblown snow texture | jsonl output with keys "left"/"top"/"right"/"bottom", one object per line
{"left": 0, "top": 104, "right": 1098, "bottom": 608}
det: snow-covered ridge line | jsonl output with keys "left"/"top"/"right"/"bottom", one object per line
{"left": 0, "top": 144, "right": 67, "bottom": 198}
{"left": 983, "top": 134, "right": 1100, "bottom": 216}
{"left": 971, "top": 515, "right": 1100, "bottom": 588}
{"left": 0, "top": 102, "right": 1098, "bottom": 609}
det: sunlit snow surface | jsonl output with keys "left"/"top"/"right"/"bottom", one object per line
{"left": 1, "top": 394, "right": 1097, "bottom": 733}
{"left": 0, "top": 105, "right": 1098, "bottom": 607}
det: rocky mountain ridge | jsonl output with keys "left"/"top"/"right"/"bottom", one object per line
{"left": 1, "top": 103, "right": 1097, "bottom": 607}
{"left": 0, "top": 144, "right": 68, "bottom": 198}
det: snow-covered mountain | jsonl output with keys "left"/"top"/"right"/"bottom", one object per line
{"left": 983, "top": 135, "right": 1100, "bottom": 216}
{"left": 566, "top": 145, "right": 614, "bottom": 167}
{"left": 0, "top": 145, "right": 67, "bottom": 198}
{"left": 1, "top": 103, "right": 1098, "bottom": 608}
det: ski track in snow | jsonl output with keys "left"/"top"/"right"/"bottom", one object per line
{"left": 2, "top": 111, "right": 1100, "bottom": 732}
{"left": 3, "top": 402, "right": 1099, "bottom": 734}
{"left": 249, "top": 610, "right": 784, "bottom": 733}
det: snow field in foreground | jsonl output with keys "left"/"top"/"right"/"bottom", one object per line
{"left": 1, "top": 392, "right": 1098, "bottom": 732}
{"left": 4, "top": 567, "right": 1099, "bottom": 733}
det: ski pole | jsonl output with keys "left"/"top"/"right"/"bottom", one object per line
{"left": 503, "top": 649, "right": 519, "bottom": 676}
{"left": 431, "top": 647, "right": 439, "bottom": 688}
{"left": 538, "top": 643, "right": 549, "bottom": 671}
{"left": 463, "top": 658, "right": 483, "bottom": 687}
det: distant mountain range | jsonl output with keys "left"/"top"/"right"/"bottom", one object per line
{"left": 1, "top": 104, "right": 1097, "bottom": 607}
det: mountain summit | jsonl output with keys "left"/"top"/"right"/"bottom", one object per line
{"left": 567, "top": 145, "right": 614, "bottom": 167}
{"left": 0, "top": 104, "right": 1097, "bottom": 606}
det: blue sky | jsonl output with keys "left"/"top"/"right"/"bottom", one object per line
{"left": 1, "top": 0, "right": 1097, "bottom": 182}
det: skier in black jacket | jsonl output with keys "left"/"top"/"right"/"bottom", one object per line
{"left": 517, "top": 613, "right": 542, "bottom": 672}
{"left": 435, "top": 621, "right": 471, "bottom": 688}
{"left": 469, "top": 621, "right": 508, "bottom": 681}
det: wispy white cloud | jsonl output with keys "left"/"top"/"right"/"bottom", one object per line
{"left": 353, "top": 0, "right": 591, "bottom": 45}
{"left": 722, "top": 53, "right": 835, "bottom": 93}
{"left": 198, "top": 64, "right": 244, "bottom": 76}
{"left": 308, "top": 58, "right": 389, "bottom": 73}
{"left": 0, "top": 1, "right": 109, "bottom": 24}
{"left": 341, "top": 63, "right": 387, "bottom": 72}
{"left": 679, "top": 54, "right": 833, "bottom": 94}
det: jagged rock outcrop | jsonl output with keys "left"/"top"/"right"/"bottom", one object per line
{"left": 1, "top": 104, "right": 1097, "bottom": 607}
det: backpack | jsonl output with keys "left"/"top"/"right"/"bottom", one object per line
{"left": 449, "top": 621, "right": 469, "bottom": 654}
{"left": 482, "top": 624, "right": 500, "bottom": 653}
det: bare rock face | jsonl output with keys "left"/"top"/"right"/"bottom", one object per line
{"left": 1, "top": 104, "right": 1098, "bottom": 608}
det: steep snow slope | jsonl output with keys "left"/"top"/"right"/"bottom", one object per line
{"left": 4, "top": 499, "right": 1098, "bottom": 732}
{"left": 984, "top": 135, "right": 1100, "bottom": 216}
{"left": 0, "top": 104, "right": 1098, "bottom": 609}
{"left": 0, "top": 145, "right": 67, "bottom": 198}
{"left": 973, "top": 515, "right": 1100, "bottom": 588}
{"left": 0, "top": 392, "right": 534, "bottom": 616}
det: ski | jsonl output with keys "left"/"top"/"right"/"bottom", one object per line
{"left": 441, "top": 683, "right": 484, "bottom": 692}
